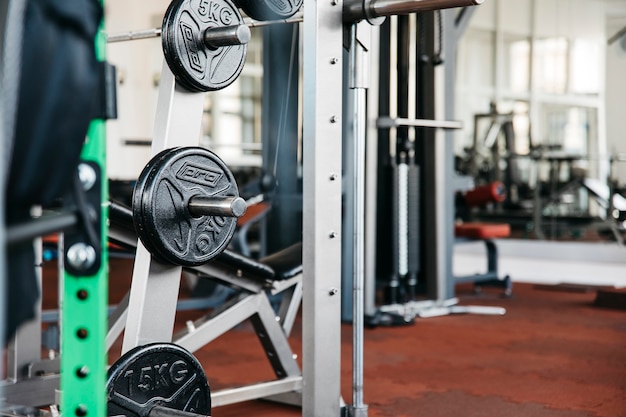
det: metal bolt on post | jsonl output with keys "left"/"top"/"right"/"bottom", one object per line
{"left": 78, "top": 163, "right": 97, "bottom": 191}
{"left": 66, "top": 243, "right": 97, "bottom": 272}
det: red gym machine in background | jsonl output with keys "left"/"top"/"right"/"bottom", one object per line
{"left": 454, "top": 181, "right": 512, "bottom": 296}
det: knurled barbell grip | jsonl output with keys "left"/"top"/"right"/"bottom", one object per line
{"left": 203, "top": 24, "right": 250, "bottom": 49}
{"left": 188, "top": 195, "right": 247, "bottom": 218}
{"left": 149, "top": 405, "right": 210, "bottom": 417}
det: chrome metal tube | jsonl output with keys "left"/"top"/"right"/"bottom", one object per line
{"left": 188, "top": 196, "right": 247, "bottom": 218}
{"left": 378, "top": 116, "right": 463, "bottom": 129}
{"left": 398, "top": 162, "right": 409, "bottom": 277}
{"left": 6, "top": 211, "right": 78, "bottom": 245}
{"left": 203, "top": 24, "right": 250, "bottom": 49}
{"left": 244, "top": 13, "right": 303, "bottom": 28}
{"left": 344, "top": 0, "right": 483, "bottom": 22}
{"left": 107, "top": 13, "right": 304, "bottom": 43}
{"left": 349, "top": 23, "right": 368, "bottom": 417}
{"left": 107, "top": 27, "right": 162, "bottom": 43}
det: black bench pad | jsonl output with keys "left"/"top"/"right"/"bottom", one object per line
{"left": 212, "top": 249, "right": 275, "bottom": 280}
{"left": 259, "top": 242, "right": 302, "bottom": 280}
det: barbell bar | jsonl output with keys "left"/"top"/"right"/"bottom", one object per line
{"left": 203, "top": 24, "right": 250, "bottom": 50}
{"left": 343, "top": 0, "right": 484, "bottom": 23}
{"left": 107, "top": 13, "right": 304, "bottom": 44}
{"left": 112, "top": 0, "right": 482, "bottom": 91}
{"left": 108, "top": 0, "right": 483, "bottom": 44}
{"left": 107, "top": 17, "right": 250, "bottom": 46}
{"left": 187, "top": 195, "right": 247, "bottom": 218}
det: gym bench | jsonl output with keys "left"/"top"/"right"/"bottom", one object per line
{"left": 454, "top": 222, "right": 512, "bottom": 296}
{"left": 107, "top": 201, "right": 304, "bottom": 408}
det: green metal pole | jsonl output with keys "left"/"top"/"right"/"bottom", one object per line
{"left": 60, "top": 5, "right": 108, "bottom": 417}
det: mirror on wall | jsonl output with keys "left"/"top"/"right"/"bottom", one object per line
{"left": 454, "top": 0, "right": 623, "bottom": 243}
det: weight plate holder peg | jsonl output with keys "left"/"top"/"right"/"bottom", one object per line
{"left": 107, "top": 343, "right": 211, "bottom": 417}
{"left": 133, "top": 146, "right": 246, "bottom": 267}
{"left": 162, "top": 0, "right": 250, "bottom": 92}
{"left": 233, "top": 0, "right": 302, "bottom": 21}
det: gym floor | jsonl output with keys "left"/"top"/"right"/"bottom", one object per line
{"left": 43, "top": 257, "right": 626, "bottom": 417}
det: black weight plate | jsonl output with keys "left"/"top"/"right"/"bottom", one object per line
{"left": 136, "top": 147, "right": 240, "bottom": 266}
{"left": 134, "top": 149, "right": 189, "bottom": 265}
{"left": 139, "top": 149, "right": 209, "bottom": 266}
{"left": 162, "top": 0, "right": 247, "bottom": 92}
{"left": 135, "top": 148, "right": 223, "bottom": 265}
{"left": 234, "top": 0, "right": 302, "bottom": 21}
{"left": 107, "top": 343, "right": 211, "bottom": 417}
{"left": 133, "top": 148, "right": 177, "bottom": 261}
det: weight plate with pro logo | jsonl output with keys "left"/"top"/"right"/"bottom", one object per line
{"left": 132, "top": 147, "right": 240, "bottom": 266}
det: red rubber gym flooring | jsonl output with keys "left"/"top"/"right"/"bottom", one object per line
{"left": 47, "top": 257, "right": 626, "bottom": 417}
{"left": 196, "top": 283, "right": 626, "bottom": 417}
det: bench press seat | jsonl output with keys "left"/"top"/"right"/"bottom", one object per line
{"left": 455, "top": 222, "right": 510, "bottom": 240}
{"left": 454, "top": 222, "right": 512, "bottom": 296}
{"left": 259, "top": 242, "right": 303, "bottom": 280}
{"left": 209, "top": 242, "right": 302, "bottom": 283}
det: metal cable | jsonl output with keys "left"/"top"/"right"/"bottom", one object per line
{"left": 271, "top": 23, "right": 299, "bottom": 179}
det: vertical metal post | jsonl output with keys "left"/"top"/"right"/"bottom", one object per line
{"left": 342, "top": 43, "right": 355, "bottom": 323}
{"left": 415, "top": 11, "right": 449, "bottom": 301}
{"left": 364, "top": 25, "right": 380, "bottom": 318}
{"left": 121, "top": 63, "right": 205, "bottom": 353}
{"left": 443, "top": 7, "right": 479, "bottom": 296}
{"left": 374, "top": 20, "right": 392, "bottom": 299}
{"left": 348, "top": 22, "right": 370, "bottom": 417}
{"left": 302, "top": 0, "right": 343, "bottom": 415}
{"left": 61, "top": 8, "right": 108, "bottom": 417}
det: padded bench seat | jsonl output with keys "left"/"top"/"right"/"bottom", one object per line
{"left": 454, "top": 221, "right": 512, "bottom": 296}
{"left": 455, "top": 222, "right": 510, "bottom": 240}
{"left": 211, "top": 243, "right": 302, "bottom": 282}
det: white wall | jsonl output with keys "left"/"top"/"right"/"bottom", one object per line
{"left": 104, "top": 1, "right": 258, "bottom": 180}
{"left": 104, "top": 0, "right": 171, "bottom": 180}
{"left": 605, "top": 16, "right": 626, "bottom": 185}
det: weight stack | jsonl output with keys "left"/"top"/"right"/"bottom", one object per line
{"left": 407, "top": 161, "right": 420, "bottom": 300}
{"left": 387, "top": 154, "right": 407, "bottom": 304}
